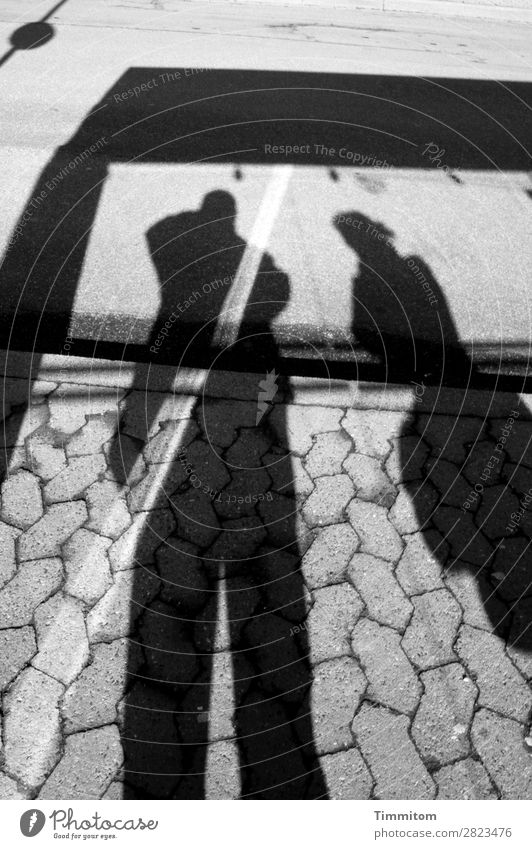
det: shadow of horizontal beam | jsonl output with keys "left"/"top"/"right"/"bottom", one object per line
{"left": 64, "top": 68, "right": 530, "bottom": 171}
{"left": 1, "top": 67, "right": 529, "bottom": 396}
{"left": 4, "top": 326, "right": 531, "bottom": 393}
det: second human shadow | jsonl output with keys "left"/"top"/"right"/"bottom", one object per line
{"left": 336, "top": 212, "right": 532, "bottom": 655}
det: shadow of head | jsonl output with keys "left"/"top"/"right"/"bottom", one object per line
{"left": 200, "top": 190, "right": 237, "bottom": 221}
{"left": 10, "top": 22, "right": 55, "bottom": 50}
{"left": 196, "top": 190, "right": 238, "bottom": 241}
{"left": 334, "top": 212, "right": 396, "bottom": 261}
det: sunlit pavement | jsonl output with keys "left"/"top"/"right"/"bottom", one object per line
{"left": 0, "top": 351, "right": 531, "bottom": 799}
{"left": 0, "top": 1, "right": 531, "bottom": 802}
{"left": 0, "top": 1, "right": 531, "bottom": 377}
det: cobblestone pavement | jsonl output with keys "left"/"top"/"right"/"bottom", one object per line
{"left": 0, "top": 352, "right": 531, "bottom": 800}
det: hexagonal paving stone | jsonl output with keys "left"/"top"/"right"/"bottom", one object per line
{"left": 302, "top": 475, "right": 355, "bottom": 528}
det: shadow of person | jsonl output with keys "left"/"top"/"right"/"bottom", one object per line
{"left": 145, "top": 190, "right": 288, "bottom": 367}
{"left": 335, "top": 212, "right": 469, "bottom": 386}
{"left": 112, "top": 190, "right": 327, "bottom": 799}
{"left": 336, "top": 212, "right": 532, "bottom": 660}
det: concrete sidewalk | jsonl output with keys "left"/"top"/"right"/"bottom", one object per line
{"left": 225, "top": 0, "right": 532, "bottom": 25}
{"left": 1, "top": 1, "right": 531, "bottom": 383}
{"left": 0, "top": 350, "right": 530, "bottom": 799}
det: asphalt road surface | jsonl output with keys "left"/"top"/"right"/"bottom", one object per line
{"left": 1, "top": 0, "right": 531, "bottom": 383}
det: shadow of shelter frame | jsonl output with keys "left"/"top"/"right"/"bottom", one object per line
{"left": 0, "top": 68, "right": 530, "bottom": 382}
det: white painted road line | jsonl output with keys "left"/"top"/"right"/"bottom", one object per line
{"left": 213, "top": 164, "right": 294, "bottom": 348}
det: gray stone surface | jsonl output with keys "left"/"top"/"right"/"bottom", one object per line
{"left": 389, "top": 482, "right": 439, "bottom": 535}
{"left": 48, "top": 386, "right": 124, "bottom": 435}
{"left": 347, "top": 500, "right": 403, "bottom": 563}
{"left": 26, "top": 438, "right": 67, "bottom": 482}
{"left": 86, "top": 568, "right": 160, "bottom": 643}
{"left": 444, "top": 566, "right": 508, "bottom": 632}
{"left": 33, "top": 593, "right": 89, "bottom": 686}
{"left": 0, "top": 772, "right": 29, "bottom": 799}
{"left": 395, "top": 531, "right": 446, "bottom": 595}
{"left": 312, "top": 657, "right": 366, "bottom": 754}
{"left": 0, "top": 521, "right": 19, "bottom": 588}
{"left": 301, "top": 523, "right": 359, "bottom": 589}
{"left": 0, "top": 558, "right": 63, "bottom": 627}
{"left": 121, "top": 391, "right": 188, "bottom": 441}
{"left": 385, "top": 435, "right": 430, "bottom": 484}
{"left": 3, "top": 668, "right": 63, "bottom": 789}
{"left": 472, "top": 709, "right": 532, "bottom": 799}
{"left": 351, "top": 618, "right": 421, "bottom": 714}
{"left": 435, "top": 759, "right": 497, "bottom": 800}
{"left": 507, "top": 599, "right": 532, "bottom": 681}
{"left": 62, "top": 639, "right": 130, "bottom": 733}
{"left": 206, "top": 651, "right": 235, "bottom": 742}
{"left": 127, "top": 461, "right": 188, "bottom": 512}
{"left": 302, "top": 474, "right": 354, "bottom": 527}
{"left": 1, "top": 405, "right": 49, "bottom": 448}
{"left": 38, "top": 725, "right": 123, "bottom": 799}
{"left": 205, "top": 740, "right": 240, "bottom": 800}
{"left": 18, "top": 502, "right": 87, "bottom": 560}
{"left": 0, "top": 627, "right": 36, "bottom": 690}
{"left": 108, "top": 509, "right": 175, "bottom": 571}
{"left": 1, "top": 470, "right": 43, "bottom": 530}
{"left": 343, "top": 453, "right": 396, "bottom": 507}
{"left": 85, "top": 479, "right": 131, "bottom": 539}
{"left": 402, "top": 590, "right": 462, "bottom": 669}
{"left": 265, "top": 453, "right": 314, "bottom": 500}
{"left": 456, "top": 625, "right": 530, "bottom": 723}
{"left": 102, "top": 781, "right": 125, "bottom": 800}
{"left": 411, "top": 664, "right": 477, "bottom": 766}
{"left": 64, "top": 529, "right": 113, "bottom": 605}
{"left": 104, "top": 432, "right": 147, "bottom": 487}
{"left": 348, "top": 553, "right": 412, "bottom": 631}
{"left": 1, "top": 357, "right": 531, "bottom": 801}
{"left": 304, "top": 430, "right": 353, "bottom": 478}
{"left": 308, "top": 582, "right": 363, "bottom": 664}
{"left": 319, "top": 748, "right": 373, "bottom": 799}
{"left": 44, "top": 455, "right": 106, "bottom": 503}
{"left": 341, "top": 410, "right": 407, "bottom": 460}
{"left": 66, "top": 413, "right": 118, "bottom": 456}
{"left": 144, "top": 418, "right": 199, "bottom": 464}
{"left": 352, "top": 703, "right": 435, "bottom": 799}
{"left": 272, "top": 405, "right": 343, "bottom": 456}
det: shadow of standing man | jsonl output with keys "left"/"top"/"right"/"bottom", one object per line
{"left": 114, "top": 190, "right": 327, "bottom": 799}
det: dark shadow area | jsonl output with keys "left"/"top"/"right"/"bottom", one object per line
{"left": 0, "top": 66, "right": 530, "bottom": 382}
{"left": 40, "top": 67, "right": 532, "bottom": 171}
{"left": 9, "top": 22, "right": 54, "bottom": 51}
{"left": 338, "top": 211, "right": 532, "bottom": 654}
{"left": 335, "top": 212, "right": 469, "bottom": 386}
{"left": 111, "top": 191, "right": 327, "bottom": 798}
